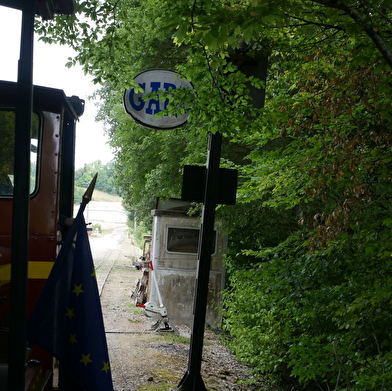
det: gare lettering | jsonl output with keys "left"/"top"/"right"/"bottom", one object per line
{"left": 128, "top": 82, "right": 177, "bottom": 115}
{"left": 123, "top": 69, "right": 192, "bottom": 129}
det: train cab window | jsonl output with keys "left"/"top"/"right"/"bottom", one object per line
{"left": 0, "top": 110, "right": 40, "bottom": 197}
{"left": 167, "top": 227, "right": 216, "bottom": 254}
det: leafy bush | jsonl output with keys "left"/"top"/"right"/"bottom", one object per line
{"left": 223, "top": 223, "right": 392, "bottom": 390}
{"left": 93, "top": 223, "right": 102, "bottom": 233}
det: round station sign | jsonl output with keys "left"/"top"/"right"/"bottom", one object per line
{"left": 123, "top": 69, "right": 193, "bottom": 130}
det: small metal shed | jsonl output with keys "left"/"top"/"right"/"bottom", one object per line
{"left": 148, "top": 204, "right": 227, "bottom": 327}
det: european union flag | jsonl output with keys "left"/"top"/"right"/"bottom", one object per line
{"left": 27, "top": 201, "right": 113, "bottom": 391}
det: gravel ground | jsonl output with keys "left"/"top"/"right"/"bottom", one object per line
{"left": 92, "top": 226, "right": 267, "bottom": 391}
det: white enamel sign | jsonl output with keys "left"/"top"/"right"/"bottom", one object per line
{"left": 123, "top": 69, "right": 193, "bottom": 129}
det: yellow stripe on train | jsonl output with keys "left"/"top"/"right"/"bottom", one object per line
{"left": 0, "top": 262, "right": 54, "bottom": 286}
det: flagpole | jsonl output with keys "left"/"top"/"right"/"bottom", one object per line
{"left": 82, "top": 173, "right": 98, "bottom": 205}
{"left": 57, "top": 172, "right": 98, "bottom": 390}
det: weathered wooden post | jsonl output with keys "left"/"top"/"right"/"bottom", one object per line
{"left": 177, "top": 46, "right": 268, "bottom": 391}
{"left": 177, "top": 131, "right": 223, "bottom": 390}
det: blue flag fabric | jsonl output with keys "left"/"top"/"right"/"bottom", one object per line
{"left": 27, "top": 203, "right": 113, "bottom": 391}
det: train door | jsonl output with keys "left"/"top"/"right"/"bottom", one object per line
{"left": 0, "top": 80, "right": 84, "bottom": 389}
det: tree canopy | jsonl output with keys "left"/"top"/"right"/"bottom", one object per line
{"left": 75, "top": 160, "right": 118, "bottom": 195}
{"left": 35, "top": 1, "right": 392, "bottom": 389}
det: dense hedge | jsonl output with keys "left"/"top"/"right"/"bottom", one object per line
{"left": 223, "top": 219, "right": 392, "bottom": 390}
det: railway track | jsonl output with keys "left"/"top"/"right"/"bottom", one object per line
{"left": 95, "top": 248, "right": 121, "bottom": 296}
{"left": 90, "top": 227, "right": 141, "bottom": 297}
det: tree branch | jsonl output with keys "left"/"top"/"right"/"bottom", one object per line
{"left": 288, "top": 14, "right": 344, "bottom": 31}
{"left": 311, "top": 0, "right": 392, "bottom": 68}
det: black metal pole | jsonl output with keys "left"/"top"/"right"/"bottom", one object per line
{"left": 177, "top": 131, "right": 222, "bottom": 391}
{"left": 8, "top": 1, "right": 35, "bottom": 390}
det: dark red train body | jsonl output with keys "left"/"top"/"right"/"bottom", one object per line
{"left": 0, "top": 80, "right": 84, "bottom": 390}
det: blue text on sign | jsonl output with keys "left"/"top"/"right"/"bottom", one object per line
{"left": 128, "top": 82, "right": 177, "bottom": 115}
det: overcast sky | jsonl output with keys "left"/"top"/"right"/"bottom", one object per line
{"left": 0, "top": 6, "right": 114, "bottom": 168}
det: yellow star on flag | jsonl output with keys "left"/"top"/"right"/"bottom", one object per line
{"left": 91, "top": 268, "right": 96, "bottom": 278}
{"left": 72, "top": 283, "right": 84, "bottom": 296}
{"left": 69, "top": 334, "right": 77, "bottom": 345}
{"left": 80, "top": 353, "right": 92, "bottom": 366}
{"left": 66, "top": 308, "right": 75, "bottom": 320}
{"left": 101, "top": 361, "right": 110, "bottom": 374}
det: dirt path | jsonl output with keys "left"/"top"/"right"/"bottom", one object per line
{"left": 93, "top": 226, "right": 265, "bottom": 391}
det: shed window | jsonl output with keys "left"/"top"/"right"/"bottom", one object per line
{"left": 167, "top": 227, "right": 216, "bottom": 254}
